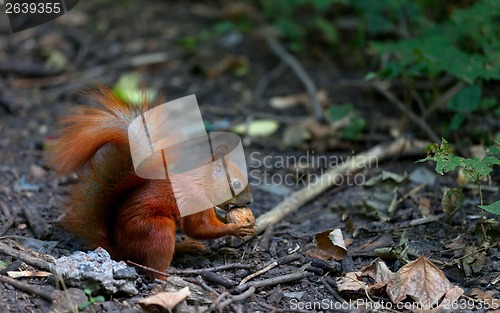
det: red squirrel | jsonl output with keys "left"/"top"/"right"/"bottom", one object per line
{"left": 49, "top": 88, "right": 254, "bottom": 279}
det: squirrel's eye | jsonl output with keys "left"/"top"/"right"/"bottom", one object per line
{"left": 232, "top": 179, "right": 242, "bottom": 191}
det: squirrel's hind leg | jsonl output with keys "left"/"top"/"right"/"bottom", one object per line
{"left": 114, "top": 215, "right": 176, "bottom": 281}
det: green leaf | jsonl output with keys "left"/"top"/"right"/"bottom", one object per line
{"left": 364, "top": 72, "right": 378, "bottom": 81}
{"left": 313, "top": 18, "right": 338, "bottom": 43}
{"left": 313, "top": 0, "right": 333, "bottom": 11}
{"left": 78, "top": 301, "right": 91, "bottom": 310}
{"left": 177, "top": 36, "right": 198, "bottom": 53}
{"left": 113, "top": 73, "right": 157, "bottom": 106}
{"left": 463, "top": 157, "right": 494, "bottom": 178}
{"left": 479, "top": 97, "right": 497, "bottom": 110}
{"left": 447, "top": 83, "right": 482, "bottom": 113}
{"left": 446, "top": 113, "right": 465, "bottom": 134}
{"left": 93, "top": 295, "right": 105, "bottom": 303}
{"left": 488, "top": 146, "right": 500, "bottom": 157}
{"left": 326, "top": 104, "right": 353, "bottom": 123}
{"left": 495, "top": 107, "right": 500, "bottom": 117}
{"left": 417, "top": 138, "right": 464, "bottom": 175}
{"left": 0, "top": 260, "right": 9, "bottom": 269}
{"left": 342, "top": 116, "right": 366, "bottom": 140}
{"left": 213, "top": 21, "right": 236, "bottom": 35}
{"left": 481, "top": 156, "right": 500, "bottom": 166}
{"left": 479, "top": 200, "right": 500, "bottom": 215}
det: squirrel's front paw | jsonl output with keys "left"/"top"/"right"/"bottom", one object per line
{"left": 230, "top": 223, "right": 255, "bottom": 239}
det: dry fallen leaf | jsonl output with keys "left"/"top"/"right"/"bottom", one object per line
{"left": 387, "top": 256, "right": 463, "bottom": 310}
{"left": 361, "top": 258, "right": 394, "bottom": 286}
{"left": 470, "top": 288, "right": 500, "bottom": 308}
{"left": 418, "top": 197, "right": 431, "bottom": 216}
{"left": 307, "top": 229, "right": 347, "bottom": 260}
{"left": 335, "top": 272, "right": 367, "bottom": 294}
{"left": 138, "top": 287, "right": 190, "bottom": 312}
{"left": 442, "top": 188, "right": 464, "bottom": 221}
{"left": 462, "top": 245, "right": 486, "bottom": 276}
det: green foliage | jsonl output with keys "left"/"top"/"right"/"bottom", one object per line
{"left": 260, "top": 0, "right": 339, "bottom": 52}
{"left": 418, "top": 137, "right": 500, "bottom": 215}
{"left": 326, "top": 103, "right": 366, "bottom": 140}
{"left": 479, "top": 201, "right": 500, "bottom": 215}
{"left": 446, "top": 83, "right": 481, "bottom": 134}
{"left": 78, "top": 289, "right": 105, "bottom": 311}
{"left": 113, "top": 73, "right": 157, "bottom": 106}
{"left": 373, "top": 0, "right": 500, "bottom": 84}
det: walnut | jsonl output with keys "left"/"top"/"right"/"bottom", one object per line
{"left": 226, "top": 207, "right": 255, "bottom": 225}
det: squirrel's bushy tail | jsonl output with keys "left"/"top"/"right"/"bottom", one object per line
{"left": 49, "top": 88, "right": 147, "bottom": 250}
{"left": 49, "top": 88, "right": 137, "bottom": 174}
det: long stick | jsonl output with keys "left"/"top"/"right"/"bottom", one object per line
{"left": 253, "top": 137, "right": 429, "bottom": 235}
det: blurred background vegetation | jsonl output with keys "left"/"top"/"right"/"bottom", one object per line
{"left": 174, "top": 0, "right": 500, "bottom": 147}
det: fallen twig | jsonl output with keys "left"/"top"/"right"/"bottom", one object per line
{"left": 378, "top": 214, "right": 445, "bottom": 232}
{"left": 234, "top": 270, "right": 311, "bottom": 293}
{"left": 321, "top": 276, "right": 346, "bottom": 304}
{"left": 0, "top": 274, "right": 54, "bottom": 302}
{"left": 0, "top": 240, "right": 54, "bottom": 271}
{"left": 239, "top": 261, "right": 277, "bottom": 286}
{"left": 126, "top": 260, "right": 168, "bottom": 279}
{"left": 261, "top": 28, "right": 324, "bottom": 122}
{"left": 0, "top": 203, "right": 15, "bottom": 237}
{"left": 201, "top": 270, "right": 237, "bottom": 288}
{"left": 251, "top": 137, "right": 430, "bottom": 236}
{"left": 168, "top": 263, "right": 254, "bottom": 275}
{"left": 253, "top": 61, "right": 287, "bottom": 101}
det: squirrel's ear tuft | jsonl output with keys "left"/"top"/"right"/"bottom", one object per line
{"left": 214, "top": 144, "right": 229, "bottom": 160}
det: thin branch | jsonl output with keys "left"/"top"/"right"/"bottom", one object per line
{"left": 0, "top": 241, "right": 53, "bottom": 271}
{"left": 249, "top": 137, "right": 430, "bottom": 236}
{"left": 0, "top": 275, "right": 54, "bottom": 302}
{"left": 168, "top": 263, "right": 254, "bottom": 275}
{"left": 261, "top": 28, "right": 324, "bottom": 122}
{"left": 234, "top": 270, "right": 311, "bottom": 293}
{"left": 126, "top": 260, "right": 168, "bottom": 279}
{"left": 373, "top": 82, "right": 440, "bottom": 143}
{"left": 424, "top": 81, "right": 465, "bottom": 118}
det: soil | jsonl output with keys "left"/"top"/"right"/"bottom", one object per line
{"left": 0, "top": 1, "right": 499, "bottom": 312}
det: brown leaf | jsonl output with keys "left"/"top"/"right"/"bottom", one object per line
{"left": 361, "top": 258, "right": 394, "bottom": 286}
{"left": 387, "top": 256, "right": 463, "bottom": 310}
{"left": 138, "top": 287, "right": 190, "bottom": 312}
{"left": 418, "top": 197, "right": 431, "bottom": 216}
{"left": 470, "top": 288, "right": 500, "bottom": 308}
{"left": 308, "top": 229, "right": 347, "bottom": 260}
{"left": 351, "top": 234, "right": 394, "bottom": 255}
{"left": 335, "top": 272, "right": 367, "bottom": 293}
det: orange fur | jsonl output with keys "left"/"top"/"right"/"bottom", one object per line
{"left": 49, "top": 88, "right": 254, "bottom": 280}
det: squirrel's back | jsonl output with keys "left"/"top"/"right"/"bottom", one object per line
{"left": 49, "top": 88, "right": 150, "bottom": 251}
